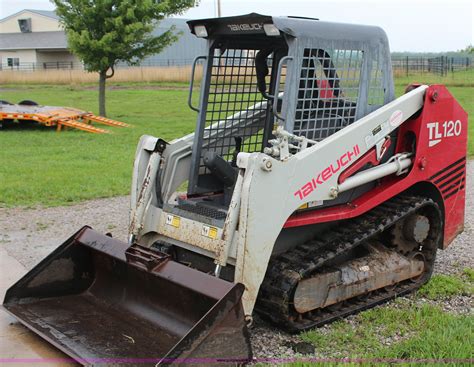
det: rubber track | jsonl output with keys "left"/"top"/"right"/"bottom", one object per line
{"left": 256, "top": 194, "right": 440, "bottom": 332}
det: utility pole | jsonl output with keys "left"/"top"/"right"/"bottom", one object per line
{"left": 217, "top": 0, "right": 221, "bottom": 17}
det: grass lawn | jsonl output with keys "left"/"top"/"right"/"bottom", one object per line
{"left": 0, "top": 71, "right": 472, "bottom": 207}
{"left": 0, "top": 85, "right": 196, "bottom": 206}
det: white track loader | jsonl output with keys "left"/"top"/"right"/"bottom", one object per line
{"left": 4, "top": 14, "right": 468, "bottom": 365}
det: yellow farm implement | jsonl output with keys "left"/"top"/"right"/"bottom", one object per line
{"left": 0, "top": 100, "right": 130, "bottom": 134}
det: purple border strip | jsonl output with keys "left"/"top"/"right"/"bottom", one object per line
{"left": 0, "top": 357, "right": 473, "bottom": 364}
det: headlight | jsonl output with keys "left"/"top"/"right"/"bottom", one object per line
{"left": 263, "top": 23, "right": 280, "bottom": 36}
{"left": 194, "top": 25, "right": 208, "bottom": 38}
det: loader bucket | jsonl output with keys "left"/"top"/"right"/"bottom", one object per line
{"left": 2, "top": 227, "right": 252, "bottom": 366}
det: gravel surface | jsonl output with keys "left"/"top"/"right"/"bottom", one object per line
{"left": 0, "top": 196, "right": 129, "bottom": 269}
{"left": 0, "top": 161, "right": 472, "bottom": 359}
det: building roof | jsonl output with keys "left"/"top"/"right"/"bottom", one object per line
{"left": 0, "top": 15, "right": 195, "bottom": 54}
{"left": 0, "top": 9, "right": 185, "bottom": 28}
{"left": 0, "top": 31, "right": 67, "bottom": 50}
{"left": 0, "top": 9, "right": 59, "bottom": 23}
{"left": 25, "top": 9, "right": 59, "bottom": 20}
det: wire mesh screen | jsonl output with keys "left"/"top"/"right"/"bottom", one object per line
{"left": 293, "top": 48, "right": 363, "bottom": 141}
{"left": 200, "top": 48, "right": 273, "bottom": 170}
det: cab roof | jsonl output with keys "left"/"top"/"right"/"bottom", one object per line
{"left": 187, "top": 13, "right": 388, "bottom": 46}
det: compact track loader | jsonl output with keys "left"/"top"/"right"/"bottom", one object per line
{"left": 3, "top": 14, "right": 468, "bottom": 365}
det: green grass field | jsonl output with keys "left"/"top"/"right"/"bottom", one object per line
{"left": 0, "top": 71, "right": 472, "bottom": 207}
{"left": 0, "top": 85, "right": 194, "bottom": 206}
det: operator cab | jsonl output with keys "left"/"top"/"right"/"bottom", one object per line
{"left": 168, "top": 14, "right": 394, "bottom": 220}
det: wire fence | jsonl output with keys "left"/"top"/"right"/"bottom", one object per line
{"left": 0, "top": 58, "right": 199, "bottom": 72}
{"left": 391, "top": 56, "right": 472, "bottom": 76}
{"left": 1, "top": 56, "right": 472, "bottom": 75}
{"left": 0, "top": 56, "right": 472, "bottom": 85}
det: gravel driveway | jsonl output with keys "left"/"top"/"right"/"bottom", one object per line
{"left": 0, "top": 161, "right": 472, "bottom": 359}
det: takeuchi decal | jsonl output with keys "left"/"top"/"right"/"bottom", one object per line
{"left": 294, "top": 145, "right": 361, "bottom": 200}
{"left": 227, "top": 23, "right": 263, "bottom": 32}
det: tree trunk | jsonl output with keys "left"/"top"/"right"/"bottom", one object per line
{"left": 99, "top": 70, "right": 107, "bottom": 117}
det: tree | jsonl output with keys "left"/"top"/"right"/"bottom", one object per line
{"left": 52, "top": 0, "right": 195, "bottom": 116}
{"left": 457, "top": 45, "right": 474, "bottom": 54}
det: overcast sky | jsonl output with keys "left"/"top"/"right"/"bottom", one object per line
{"left": 1, "top": 0, "right": 472, "bottom": 52}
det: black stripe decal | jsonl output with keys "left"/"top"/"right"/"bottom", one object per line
{"left": 429, "top": 157, "right": 466, "bottom": 181}
{"left": 444, "top": 184, "right": 465, "bottom": 200}
{"left": 439, "top": 171, "right": 465, "bottom": 190}
{"left": 441, "top": 177, "right": 464, "bottom": 195}
{"left": 434, "top": 163, "right": 466, "bottom": 185}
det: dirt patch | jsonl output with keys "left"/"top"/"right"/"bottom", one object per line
{"left": 0, "top": 196, "right": 129, "bottom": 269}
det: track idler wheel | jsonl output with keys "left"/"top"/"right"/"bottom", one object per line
{"left": 391, "top": 203, "right": 442, "bottom": 285}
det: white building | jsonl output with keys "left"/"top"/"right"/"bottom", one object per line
{"left": 0, "top": 9, "right": 79, "bottom": 70}
{"left": 0, "top": 9, "right": 206, "bottom": 71}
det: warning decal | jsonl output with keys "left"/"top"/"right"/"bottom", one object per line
{"left": 202, "top": 225, "right": 218, "bottom": 239}
{"left": 166, "top": 214, "right": 180, "bottom": 228}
